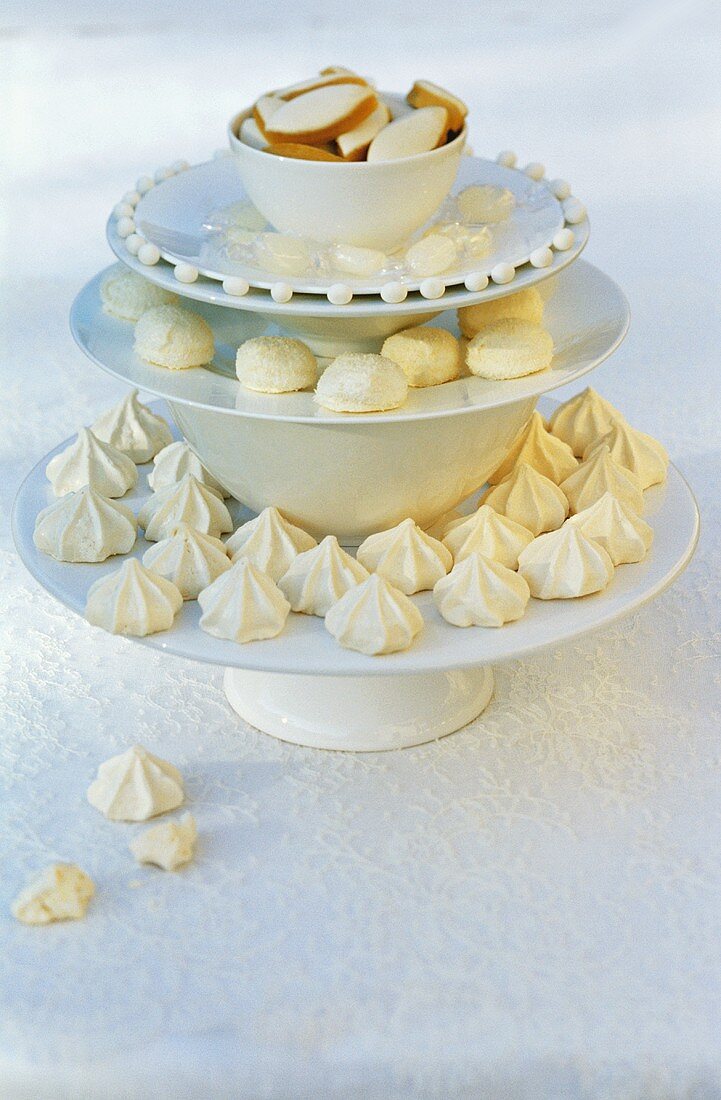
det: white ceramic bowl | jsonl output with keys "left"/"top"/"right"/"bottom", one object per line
{"left": 169, "top": 397, "right": 535, "bottom": 543}
{"left": 227, "top": 94, "right": 466, "bottom": 250}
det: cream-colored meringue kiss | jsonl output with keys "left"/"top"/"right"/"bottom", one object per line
{"left": 142, "top": 522, "right": 231, "bottom": 599}
{"left": 46, "top": 428, "right": 138, "bottom": 498}
{"left": 442, "top": 504, "right": 534, "bottom": 569}
{"left": 325, "top": 573, "right": 424, "bottom": 656}
{"left": 482, "top": 462, "right": 568, "bottom": 536}
{"left": 560, "top": 444, "right": 644, "bottom": 515}
{"left": 225, "top": 506, "right": 317, "bottom": 581}
{"left": 33, "top": 486, "right": 137, "bottom": 562}
{"left": 139, "top": 474, "right": 233, "bottom": 541}
{"left": 356, "top": 518, "right": 452, "bottom": 594}
{"left": 148, "top": 440, "right": 227, "bottom": 496}
{"left": 518, "top": 525, "right": 614, "bottom": 599}
{"left": 278, "top": 535, "right": 368, "bottom": 615}
{"left": 91, "top": 390, "right": 173, "bottom": 463}
{"left": 198, "top": 559, "right": 290, "bottom": 643}
{"left": 567, "top": 492, "right": 654, "bottom": 565}
{"left": 589, "top": 419, "right": 669, "bottom": 490}
{"left": 85, "top": 558, "right": 183, "bottom": 636}
{"left": 548, "top": 387, "right": 623, "bottom": 457}
{"left": 489, "top": 411, "right": 578, "bottom": 485}
{"left": 433, "top": 552, "right": 530, "bottom": 627}
{"left": 87, "top": 743, "right": 184, "bottom": 821}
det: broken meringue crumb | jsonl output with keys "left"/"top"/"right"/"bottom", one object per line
{"left": 130, "top": 812, "right": 197, "bottom": 871}
{"left": 12, "top": 863, "right": 95, "bottom": 925}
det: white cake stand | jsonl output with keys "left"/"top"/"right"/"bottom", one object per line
{"left": 12, "top": 398, "right": 699, "bottom": 752}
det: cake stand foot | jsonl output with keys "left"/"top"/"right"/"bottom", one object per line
{"left": 223, "top": 666, "right": 494, "bottom": 751}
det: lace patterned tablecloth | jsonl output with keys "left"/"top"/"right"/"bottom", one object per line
{"left": 1, "top": 4, "right": 720, "bottom": 1097}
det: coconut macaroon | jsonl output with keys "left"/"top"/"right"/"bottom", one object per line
{"left": 100, "top": 266, "right": 178, "bottom": 322}
{"left": 466, "top": 319, "right": 553, "bottom": 380}
{"left": 457, "top": 287, "right": 544, "bottom": 338}
{"left": 381, "top": 326, "right": 462, "bottom": 388}
{"left": 315, "top": 353, "right": 408, "bottom": 413}
{"left": 236, "top": 336, "right": 317, "bottom": 393}
{"left": 134, "top": 305, "right": 214, "bottom": 369}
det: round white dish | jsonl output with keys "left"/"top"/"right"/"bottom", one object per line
{"left": 227, "top": 93, "right": 467, "bottom": 250}
{"left": 116, "top": 154, "right": 584, "bottom": 297}
{"left": 71, "top": 260, "right": 627, "bottom": 424}
{"left": 13, "top": 401, "right": 698, "bottom": 681}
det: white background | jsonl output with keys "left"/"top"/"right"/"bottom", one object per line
{"left": 2, "top": 2, "right": 721, "bottom": 1096}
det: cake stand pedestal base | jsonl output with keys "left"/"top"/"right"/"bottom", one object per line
{"left": 223, "top": 666, "right": 495, "bottom": 751}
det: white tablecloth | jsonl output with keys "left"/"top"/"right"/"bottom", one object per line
{"left": 2, "top": 3, "right": 720, "bottom": 1096}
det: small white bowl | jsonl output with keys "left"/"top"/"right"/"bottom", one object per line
{"left": 227, "top": 93, "right": 466, "bottom": 251}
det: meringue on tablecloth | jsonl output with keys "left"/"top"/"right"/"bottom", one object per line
{"left": 12, "top": 864, "right": 95, "bottom": 925}
{"left": 87, "top": 744, "right": 184, "bottom": 821}
{"left": 130, "top": 813, "right": 197, "bottom": 871}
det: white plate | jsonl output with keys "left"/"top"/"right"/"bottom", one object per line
{"left": 129, "top": 155, "right": 571, "bottom": 295}
{"left": 70, "top": 260, "right": 628, "bottom": 424}
{"left": 108, "top": 168, "right": 589, "bottom": 311}
{"left": 12, "top": 399, "right": 699, "bottom": 679}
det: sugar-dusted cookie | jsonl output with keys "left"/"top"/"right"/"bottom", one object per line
{"left": 315, "top": 353, "right": 408, "bottom": 413}
{"left": 381, "top": 326, "right": 462, "bottom": 387}
{"left": 100, "top": 266, "right": 177, "bottom": 322}
{"left": 134, "top": 305, "right": 214, "bottom": 370}
{"left": 458, "top": 287, "right": 544, "bottom": 338}
{"left": 466, "top": 319, "right": 553, "bottom": 380}
{"left": 236, "top": 336, "right": 317, "bottom": 393}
